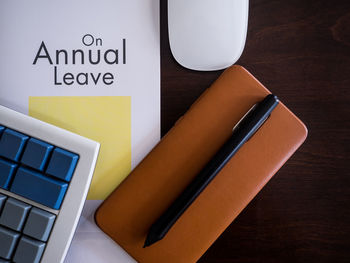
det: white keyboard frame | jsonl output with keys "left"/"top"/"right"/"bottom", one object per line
{"left": 0, "top": 105, "right": 100, "bottom": 263}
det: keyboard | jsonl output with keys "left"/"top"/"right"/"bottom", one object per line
{"left": 0, "top": 105, "right": 100, "bottom": 263}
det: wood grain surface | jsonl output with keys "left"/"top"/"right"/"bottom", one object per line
{"left": 160, "top": 0, "right": 350, "bottom": 262}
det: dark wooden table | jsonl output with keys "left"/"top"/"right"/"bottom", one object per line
{"left": 160, "top": 0, "right": 350, "bottom": 262}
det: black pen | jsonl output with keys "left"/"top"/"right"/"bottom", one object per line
{"left": 144, "top": 94, "right": 279, "bottom": 248}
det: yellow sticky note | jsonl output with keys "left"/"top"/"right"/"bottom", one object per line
{"left": 29, "top": 96, "right": 131, "bottom": 200}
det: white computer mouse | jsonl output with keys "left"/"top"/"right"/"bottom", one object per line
{"left": 168, "top": 0, "right": 249, "bottom": 71}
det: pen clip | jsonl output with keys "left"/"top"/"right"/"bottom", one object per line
{"left": 232, "top": 104, "right": 257, "bottom": 133}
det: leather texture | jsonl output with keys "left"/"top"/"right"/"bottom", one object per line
{"left": 95, "top": 65, "right": 308, "bottom": 263}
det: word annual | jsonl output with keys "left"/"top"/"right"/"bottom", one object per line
{"left": 32, "top": 34, "right": 127, "bottom": 86}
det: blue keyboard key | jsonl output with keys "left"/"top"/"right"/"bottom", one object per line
{"left": 10, "top": 167, "right": 68, "bottom": 210}
{"left": 0, "top": 129, "right": 29, "bottom": 162}
{"left": 21, "top": 138, "right": 53, "bottom": 171}
{"left": 0, "top": 159, "right": 17, "bottom": 189}
{"left": 46, "top": 148, "right": 79, "bottom": 182}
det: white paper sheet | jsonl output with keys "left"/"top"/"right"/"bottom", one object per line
{"left": 0, "top": 0, "right": 160, "bottom": 262}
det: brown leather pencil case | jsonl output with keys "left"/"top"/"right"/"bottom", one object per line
{"left": 95, "top": 65, "right": 308, "bottom": 262}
